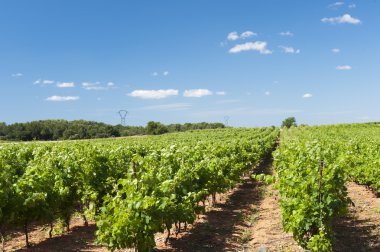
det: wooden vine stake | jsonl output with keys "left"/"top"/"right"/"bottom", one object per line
{"left": 1, "top": 229, "right": 5, "bottom": 252}
{"left": 319, "top": 160, "right": 324, "bottom": 228}
{"left": 132, "top": 161, "right": 137, "bottom": 179}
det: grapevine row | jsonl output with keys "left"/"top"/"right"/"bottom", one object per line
{"left": 273, "top": 123, "right": 380, "bottom": 251}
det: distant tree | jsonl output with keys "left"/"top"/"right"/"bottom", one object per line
{"left": 281, "top": 117, "right": 297, "bottom": 128}
{"left": 146, "top": 121, "right": 168, "bottom": 135}
{"left": 0, "top": 119, "right": 225, "bottom": 141}
{"left": 167, "top": 123, "right": 182, "bottom": 133}
{"left": 117, "top": 125, "right": 146, "bottom": 136}
{"left": 0, "top": 122, "right": 6, "bottom": 136}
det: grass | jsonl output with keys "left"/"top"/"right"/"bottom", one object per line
{"left": 247, "top": 214, "right": 258, "bottom": 227}
{"left": 239, "top": 228, "right": 253, "bottom": 244}
{"left": 244, "top": 206, "right": 259, "bottom": 227}
{"left": 236, "top": 210, "right": 244, "bottom": 221}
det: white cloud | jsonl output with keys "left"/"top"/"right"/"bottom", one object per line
{"left": 128, "top": 89, "right": 179, "bottom": 99}
{"left": 12, "top": 73, "right": 23, "bottom": 77}
{"left": 227, "top": 31, "right": 239, "bottom": 41}
{"left": 303, "top": 93, "right": 313, "bottom": 98}
{"left": 152, "top": 72, "right": 158, "bottom": 76}
{"left": 82, "top": 82, "right": 109, "bottom": 90}
{"left": 57, "top": 82, "right": 75, "bottom": 88}
{"left": 82, "top": 82, "right": 99, "bottom": 87}
{"left": 107, "top": 82, "right": 115, "bottom": 86}
{"left": 279, "top": 46, "right": 300, "bottom": 54}
{"left": 216, "top": 91, "right": 226, "bottom": 96}
{"left": 46, "top": 96, "right": 79, "bottom": 101}
{"left": 43, "top": 80, "right": 54, "bottom": 84}
{"left": 183, "top": 89, "right": 213, "bottom": 97}
{"left": 34, "top": 79, "right": 55, "bottom": 85}
{"left": 328, "top": 2, "right": 344, "bottom": 8}
{"left": 227, "top": 31, "right": 257, "bottom": 41}
{"left": 348, "top": 4, "right": 356, "bottom": 8}
{"left": 265, "top": 91, "right": 271, "bottom": 96}
{"left": 279, "top": 31, "right": 294, "bottom": 36}
{"left": 84, "top": 86, "right": 106, "bottom": 90}
{"left": 332, "top": 48, "right": 340, "bottom": 53}
{"left": 336, "top": 65, "right": 352, "bottom": 70}
{"left": 142, "top": 103, "right": 191, "bottom": 111}
{"left": 163, "top": 71, "right": 169, "bottom": 76}
{"left": 229, "top": 41, "right": 272, "bottom": 54}
{"left": 321, "top": 14, "right": 361, "bottom": 24}
{"left": 240, "top": 31, "right": 257, "bottom": 39}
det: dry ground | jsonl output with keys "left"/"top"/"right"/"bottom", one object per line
{"left": 248, "top": 183, "right": 304, "bottom": 252}
{"left": 4, "top": 218, "right": 107, "bottom": 252}
{"left": 333, "top": 182, "right": 380, "bottom": 252}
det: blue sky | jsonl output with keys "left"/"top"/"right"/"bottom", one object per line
{"left": 1, "top": 0, "right": 379, "bottom": 127}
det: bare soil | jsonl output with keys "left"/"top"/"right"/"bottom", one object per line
{"left": 333, "top": 182, "right": 380, "bottom": 252}
{"left": 4, "top": 218, "right": 107, "bottom": 252}
{"left": 248, "top": 183, "right": 304, "bottom": 252}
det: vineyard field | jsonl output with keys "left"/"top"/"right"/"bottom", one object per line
{"left": 1, "top": 123, "right": 380, "bottom": 252}
{"left": 0, "top": 127, "right": 279, "bottom": 251}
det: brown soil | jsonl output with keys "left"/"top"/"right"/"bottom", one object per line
{"left": 333, "top": 182, "right": 380, "bottom": 252}
{"left": 154, "top": 176, "right": 263, "bottom": 252}
{"left": 249, "top": 183, "right": 304, "bottom": 252}
{"left": 4, "top": 218, "right": 107, "bottom": 252}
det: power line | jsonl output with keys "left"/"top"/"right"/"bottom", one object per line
{"left": 118, "top": 110, "right": 128, "bottom": 125}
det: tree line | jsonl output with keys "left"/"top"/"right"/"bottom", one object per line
{"left": 0, "top": 120, "right": 225, "bottom": 141}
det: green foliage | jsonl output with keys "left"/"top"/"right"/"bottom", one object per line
{"left": 146, "top": 121, "right": 168, "bottom": 135}
{"left": 96, "top": 127, "right": 279, "bottom": 251}
{"left": 0, "top": 122, "right": 6, "bottom": 138}
{"left": 281, "top": 117, "right": 297, "bottom": 128}
{"left": 252, "top": 174, "right": 276, "bottom": 184}
{"left": 0, "top": 127, "right": 278, "bottom": 251}
{"left": 0, "top": 120, "right": 226, "bottom": 141}
{"left": 306, "top": 228, "right": 332, "bottom": 252}
{"left": 239, "top": 228, "right": 253, "bottom": 244}
{"left": 274, "top": 123, "right": 380, "bottom": 249}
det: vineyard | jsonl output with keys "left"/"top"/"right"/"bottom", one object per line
{"left": 0, "top": 127, "right": 279, "bottom": 251}
{"left": 0, "top": 123, "right": 380, "bottom": 251}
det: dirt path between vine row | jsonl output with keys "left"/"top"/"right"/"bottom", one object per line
{"left": 248, "top": 182, "right": 304, "bottom": 252}
{"left": 154, "top": 155, "right": 271, "bottom": 251}
{"left": 333, "top": 182, "right": 380, "bottom": 252}
{"left": 155, "top": 174, "right": 265, "bottom": 251}
{"left": 156, "top": 154, "right": 303, "bottom": 252}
